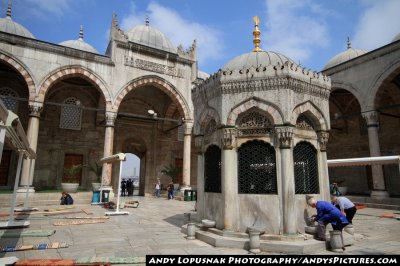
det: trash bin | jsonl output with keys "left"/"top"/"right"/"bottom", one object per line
{"left": 92, "top": 191, "right": 100, "bottom": 203}
{"left": 102, "top": 190, "right": 110, "bottom": 203}
{"left": 184, "top": 190, "right": 192, "bottom": 201}
{"left": 191, "top": 190, "right": 197, "bottom": 201}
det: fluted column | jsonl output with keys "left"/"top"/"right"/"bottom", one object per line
{"left": 221, "top": 127, "right": 237, "bottom": 230}
{"left": 318, "top": 131, "right": 330, "bottom": 201}
{"left": 101, "top": 111, "right": 116, "bottom": 186}
{"left": 182, "top": 120, "right": 193, "bottom": 188}
{"left": 276, "top": 126, "right": 296, "bottom": 235}
{"left": 194, "top": 135, "right": 205, "bottom": 219}
{"left": 19, "top": 102, "right": 43, "bottom": 191}
{"left": 362, "top": 111, "right": 388, "bottom": 198}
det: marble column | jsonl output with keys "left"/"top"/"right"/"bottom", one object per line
{"left": 182, "top": 120, "right": 193, "bottom": 188}
{"left": 101, "top": 111, "right": 116, "bottom": 186}
{"left": 18, "top": 102, "right": 43, "bottom": 192}
{"left": 194, "top": 135, "right": 205, "bottom": 219}
{"left": 221, "top": 127, "right": 237, "bottom": 230}
{"left": 318, "top": 131, "right": 330, "bottom": 201}
{"left": 362, "top": 111, "right": 388, "bottom": 198}
{"left": 276, "top": 126, "right": 296, "bottom": 235}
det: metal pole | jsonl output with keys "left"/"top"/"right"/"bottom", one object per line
{"left": 115, "top": 160, "right": 123, "bottom": 213}
{"left": 8, "top": 152, "right": 24, "bottom": 223}
{"left": 23, "top": 158, "right": 34, "bottom": 208}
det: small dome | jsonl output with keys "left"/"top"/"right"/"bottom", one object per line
{"left": 0, "top": 4, "right": 34, "bottom": 38}
{"left": 59, "top": 26, "right": 98, "bottom": 54}
{"left": 223, "top": 51, "right": 296, "bottom": 70}
{"left": 392, "top": 33, "right": 400, "bottom": 42}
{"left": 197, "top": 70, "right": 210, "bottom": 80}
{"left": 323, "top": 38, "right": 367, "bottom": 70}
{"left": 126, "top": 22, "right": 176, "bottom": 54}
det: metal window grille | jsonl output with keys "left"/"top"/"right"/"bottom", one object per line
{"left": 204, "top": 145, "right": 221, "bottom": 193}
{"left": 238, "top": 140, "right": 277, "bottom": 194}
{"left": 60, "top": 97, "right": 82, "bottom": 130}
{"left": 296, "top": 114, "right": 314, "bottom": 130}
{"left": 294, "top": 141, "right": 319, "bottom": 194}
{"left": 0, "top": 87, "right": 18, "bottom": 112}
{"left": 236, "top": 110, "right": 274, "bottom": 136}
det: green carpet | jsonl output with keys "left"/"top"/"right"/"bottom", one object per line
{"left": 0, "top": 229, "right": 56, "bottom": 237}
{"left": 75, "top": 257, "right": 146, "bottom": 264}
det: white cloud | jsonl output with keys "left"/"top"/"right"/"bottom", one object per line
{"left": 353, "top": 0, "right": 400, "bottom": 50}
{"left": 120, "top": 2, "right": 223, "bottom": 69}
{"left": 263, "top": 0, "right": 330, "bottom": 65}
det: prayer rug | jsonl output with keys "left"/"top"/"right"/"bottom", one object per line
{"left": 64, "top": 216, "right": 109, "bottom": 220}
{"left": 53, "top": 220, "right": 106, "bottom": 226}
{"left": 0, "top": 229, "right": 56, "bottom": 237}
{"left": 1, "top": 242, "right": 68, "bottom": 252}
{"left": 75, "top": 257, "right": 146, "bottom": 265}
{"left": 44, "top": 206, "right": 75, "bottom": 212}
{"left": 15, "top": 259, "right": 74, "bottom": 265}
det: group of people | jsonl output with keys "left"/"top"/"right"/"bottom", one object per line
{"left": 120, "top": 178, "right": 135, "bottom": 196}
{"left": 307, "top": 190, "right": 357, "bottom": 247}
{"left": 154, "top": 178, "right": 175, "bottom": 199}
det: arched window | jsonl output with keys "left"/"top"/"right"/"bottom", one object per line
{"left": 236, "top": 109, "right": 273, "bottom": 136}
{"left": 294, "top": 141, "right": 319, "bottom": 194}
{"left": 0, "top": 87, "right": 18, "bottom": 112}
{"left": 238, "top": 140, "right": 277, "bottom": 194}
{"left": 60, "top": 97, "right": 82, "bottom": 130}
{"left": 204, "top": 145, "right": 221, "bottom": 193}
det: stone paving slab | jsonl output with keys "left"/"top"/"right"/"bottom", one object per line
{"left": 0, "top": 195, "right": 399, "bottom": 263}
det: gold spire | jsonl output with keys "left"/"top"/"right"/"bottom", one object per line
{"left": 252, "top": 15, "right": 263, "bottom": 52}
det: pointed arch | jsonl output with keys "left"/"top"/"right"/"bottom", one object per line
{"left": 115, "top": 75, "right": 191, "bottom": 120}
{"left": 291, "top": 101, "right": 328, "bottom": 131}
{"left": 37, "top": 65, "right": 112, "bottom": 109}
{"left": 0, "top": 51, "right": 36, "bottom": 100}
{"left": 227, "top": 97, "right": 283, "bottom": 125}
{"left": 197, "top": 107, "right": 220, "bottom": 135}
{"left": 331, "top": 80, "right": 364, "bottom": 111}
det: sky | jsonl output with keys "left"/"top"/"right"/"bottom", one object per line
{"left": 2, "top": 0, "right": 400, "bottom": 74}
{"left": 2, "top": 0, "right": 400, "bottom": 176}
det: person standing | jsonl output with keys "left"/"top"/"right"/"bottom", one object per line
{"left": 121, "top": 179, "right": 127, "bottom": 196}
{"left": 331, "top": 195, "right": 357, "bottom": 224}
{"left": 307, "top": 197, "right": 349, "bottom": 244}
{"left": 167, "top": 182, "right": 174, "bottom": 200}
{"left": 154, "top": 178, "right": 161, "bottom": 198}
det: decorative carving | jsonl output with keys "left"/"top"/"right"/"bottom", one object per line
{"left": 105, "top": 111, "right": 117, "bottom": 127}
{"left": 317, "top": 131, "right": 329, "bottom": 151}
{"left": 194, "top": 135, "right": 204, "bottom": 149}
{"left": 237, "top": 110, "right": 273, "bottom": 136}
{"left": 28, "top": 102, "right": 43, "bottom": 118}
{"left": 184, "top": 121, "right": 194, "bottom": 135}
{"left": 362, "top": 111, "right": 379, "bottom": 127}
{"left": 204, "top": 120, "right": 217, "bottom": 135}
{"left": 275, "top": 126, "right": 294, "bottom": 149}
{"left": 221, "top": 127, "right": 236, "bottom": 150}
{"left": 296, "top": 114, "right": 314, "bottom": 130}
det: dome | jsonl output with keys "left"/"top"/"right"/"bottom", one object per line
{"left": 323, "top": 38, "right": 367, "bottom": 70}
{"left": 125, "top": 21, "right": 176, "bottom": 54}
{"left": 0, "top": 4, "right": 34, "bottom": 39}
{"left": 59, "top": 26, "right": 98, "bottom": 54}
{"left": 392, "top": 33, "right": 400, "bottom": 42}
{"left": 197, "top": 70, "right": 210, "bottom": 80}
{"left": 223, "top": 51, "right": 296, "bottom": 70}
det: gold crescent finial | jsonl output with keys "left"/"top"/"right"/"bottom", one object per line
{"left": 252, "top": 16, "right": 263, "bottom": 52}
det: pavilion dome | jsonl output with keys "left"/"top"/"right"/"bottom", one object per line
{"left": 0, "top": 4, "right": 34, "bottom": 39}
{"left": 323, "top": 38, "right": 367, "bottom": 70}
{"left": 125, "top": 19, "right": 176, "bottom": 54}
{"left": 392, "top": 33, "right": 400, "bottom": 42}
{"left": 223, "top": 50, "right": 296, "bottom": 71}
{"left": 59, "top": 26, "right": 98, "bottom": 54}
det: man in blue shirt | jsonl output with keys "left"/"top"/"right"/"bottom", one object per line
{"left": 307, "top": 197, "right": 349, "bottom": 243}
{"left": 331, "top": 195, "right": 357, "bottom": 224}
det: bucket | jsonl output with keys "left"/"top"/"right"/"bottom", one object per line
{"left": 92, "top": 191, "right": 100, "bottom": 203}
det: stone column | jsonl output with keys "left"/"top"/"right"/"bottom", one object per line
{"left": 221, "top": 127, "right": 237, "bottom": 230}
{"left": 182, "top": 120, "right": 193, "bottom": 188}
{"left": 318, "top": 131, "right": 330, "bottom": 201}
{"left": 276, "top": 126, "right": 296, "bottom": 235}
{"left": 19, "top": 102, "right": 43, "bottom": 192}
{"left": 362, "top": 111, "right": 388, "bottom": 198}
{"left": 194, "top": 135, "right": 205, "bottom": 219}
{"left": 101, "top": 111, "right": 116, "bottom": 186}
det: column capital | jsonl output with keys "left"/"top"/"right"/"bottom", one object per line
{"left": 362, "top": 111, "right": 379, "bottom": 127}
{"left": 194, "top": 134, "right": 204, "bottom": 148}
{"left": 221, "top": 127, "right": 237, "bottom": 150}
{"left": 105, "top": 111, "right": 117, "bottom": 127}
{"left": 317, "top": 130, "right": 329, "bottom": 152}
{"left": 28, "top": 101, "right": 43, "bottom": 118}
{"left": 184, "top": 120, "right": 194, "bottom": 135}
{"left": 275, "top": 126, "right": 294, "bottom": 149}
